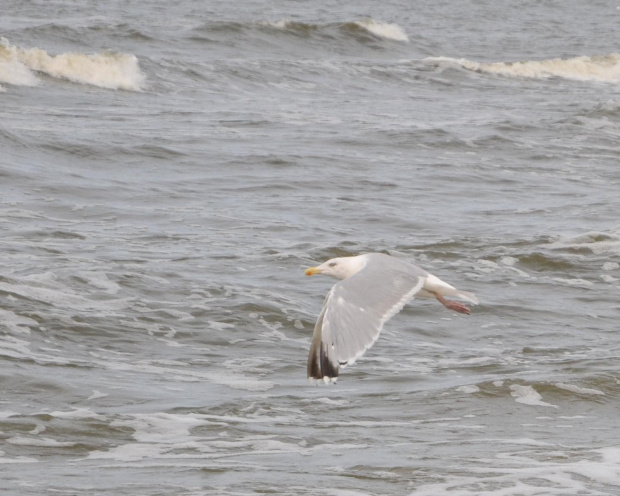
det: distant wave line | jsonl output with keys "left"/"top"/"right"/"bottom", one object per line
{"left": 427, "top": 53, "right": 620, "bottom": 83}
{"left": 196, "top": 18, "right": 410, "bottom": 43}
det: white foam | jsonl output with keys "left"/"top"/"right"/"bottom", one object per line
{"left": 0, "top": 279, "right": 131, "bottom": 313}
{"left": 88, "top": 412, "right": 208, "bottom": 461}
{"left": 208, "top": 321, "right": 235, "bottom": 331}
{"left": 326, "top": 489, "right": 374, "bottom": 496}
{"left": 428, "top": 53, "right": 620, "bottom": 83}
{"left": 555, "top": 383, "right": 605, "bottom": 396}
{"left": 0, "top": 309, "right": 37, "bottom": 335}
{"left": 500, "top": 256, "right": 518, "bottom": 266}
{"left": 354, "top": 19, "right": 409, "bottom": 42}
{"left": 0, "top": 39, "right": 40, "bottom": 88}
{"left": 87, "top": 412, "right": 314, "bottom": 462}
{"left": 509, "top": 384, "right": 558, "bottom": 408}
{"left": 307, "top": 397, "right": 349, "bottom": 406}
{"left": 457, "top": 385, "right": 480, "bottom": 394}
{"left": 29, "top": 424, "right": 46, "bottom": 435}
{"left": 548, "top": 231, "right": 620, "bottom": 255}
{"left": 223, "top": 357, "right": 273, "bottom": 374}
{"left": 0, "top": 411, "right": 19, "bottom": 419}
{"left": 47, "top": 408, "right": 104, "bottom": 420}
{"left": 0, "top": 455, "right": 38, "bottom": 465}
{"left": 551, "top": 277, "right": 594, "bottom": 288}
{"left": 7, "top": 436, "right": 75, "bottom": 448}
{"left": 265, "top": 19, "right": 295, "bottom": 30}
{"left": 407, "top": 447, "right": 620, "bottom": 495}
{"left": 78, "top": 271, "right": 121, "bottom": 295}
{"left": 0, "top": 37, "right": 145, "bottom": 91}
{"left": 0, "top": 335, "right": 73, "bottom": 366}
{"left": 478, "top": 437, "right": 552, "bottom": 447}
{"left": 121, "top": 413, "right": 205, "bottom": 444}
{"left": 91, "top": 353, "right": 274, "bottom": 392}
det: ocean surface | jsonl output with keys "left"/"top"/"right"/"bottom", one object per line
{"left": 2, "top": 1, "right": 620, "bottom": 494}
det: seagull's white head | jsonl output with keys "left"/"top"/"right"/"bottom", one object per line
{"left": 305, "top": 255, "right": 366, "bottom": 280}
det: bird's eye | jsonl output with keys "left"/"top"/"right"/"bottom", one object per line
{"left": 328, "top": 262, "right": 337, "bottom": 267}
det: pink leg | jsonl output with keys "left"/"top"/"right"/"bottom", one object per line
{"left": 435, "top": 294, "right": 471, "bottom": 315}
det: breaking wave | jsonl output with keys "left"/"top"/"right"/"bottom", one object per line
{"left": 349, "top": 19, "right": 409, "bottom": 42}
{"left": 268, "top": 18, "right": 409, "bottom": 41}
{"left": 198, "top": 18, "right": 409, "bottom": 43}
{"left": 429, "top": 53, "right": 620, "bottom": 83}
{"left": 0, "top": 37, "right": 146, "bottom": 91}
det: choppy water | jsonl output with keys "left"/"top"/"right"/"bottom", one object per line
{"left": 2, "top": 1, "right": 620, "bottom": 494}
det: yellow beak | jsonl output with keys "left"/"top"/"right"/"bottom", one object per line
{"left": 305, "top": 266, "right": 322, "bottom": 276}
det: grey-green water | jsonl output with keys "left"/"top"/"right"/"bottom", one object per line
{"left": 1, "top": 1, "right": 620, "bottom": 494}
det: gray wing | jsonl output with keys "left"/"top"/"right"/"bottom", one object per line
{"left": 307, "top": 255, "right": 427, "bottom": 382}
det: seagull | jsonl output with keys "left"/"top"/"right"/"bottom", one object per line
{"left": 304, "top": 253, "right": 478, "bottom": 383}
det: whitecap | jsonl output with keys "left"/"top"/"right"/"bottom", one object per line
{"left": 555, "top": 383, "right": 605, "bottom": 396}
{"left": 208, "top": 320, "right": 235, "bottom": 330}
{"left": 549, "top": 230, "right": 620, "bottom": 255}
{"left": 0, "top": 37, "right": 145, "bottom": 91}
{"left": 354, "top": 19, "right": 409, "bottom": 42}
{"left": 47, "top": 408, "right": 105, "bottom": 420}
{"left": 113, "top": 412, "right": 206, "bottom": 444}
{"left": 0, "top": 39, "right": 40, "bottom": 88}
{"left": 262, "top": 18, "right": 409, "bottom": 42}
{"left": 427, "top": 53, "right": 620, "bottom": 84}
{"left": 550, "top": 277, "right": 594, "bottom": 288}
{"left": 77, "top": 271, "right": 122, "bottom": 295}
{"left": 510, "top": 384, "right": 558, "bottom": 408}
{"left": 87, "top": 390, "right": 109, "bottom": 400}
{"left": 456, "top": 385, "right": 480, "bottom": 394}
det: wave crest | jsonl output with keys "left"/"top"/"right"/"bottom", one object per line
{"left": 0, "top": 38, "right": 146, "bottom": 91}
{"left": 251, "top": 18, "right": 409, "bottom": 42}
{"left": 428, "top": 54, "right": 620, "bottom": 83}
{"left": 349, "top": 19, "right": 409, "bottom": 42}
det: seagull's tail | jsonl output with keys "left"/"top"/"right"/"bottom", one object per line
{"left": 454, "top": 290, "right": 479, "bottom": 305}
{"left": 423, "top": 274, "right": 478, "bottom": 305}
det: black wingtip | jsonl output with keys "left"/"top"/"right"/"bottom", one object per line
{"left": 307, "top": 343, "right": 339, "bottom": 383}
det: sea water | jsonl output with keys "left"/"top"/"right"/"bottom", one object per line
{"left": 1, "top": 0, "right": 620, "bottom": 494}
